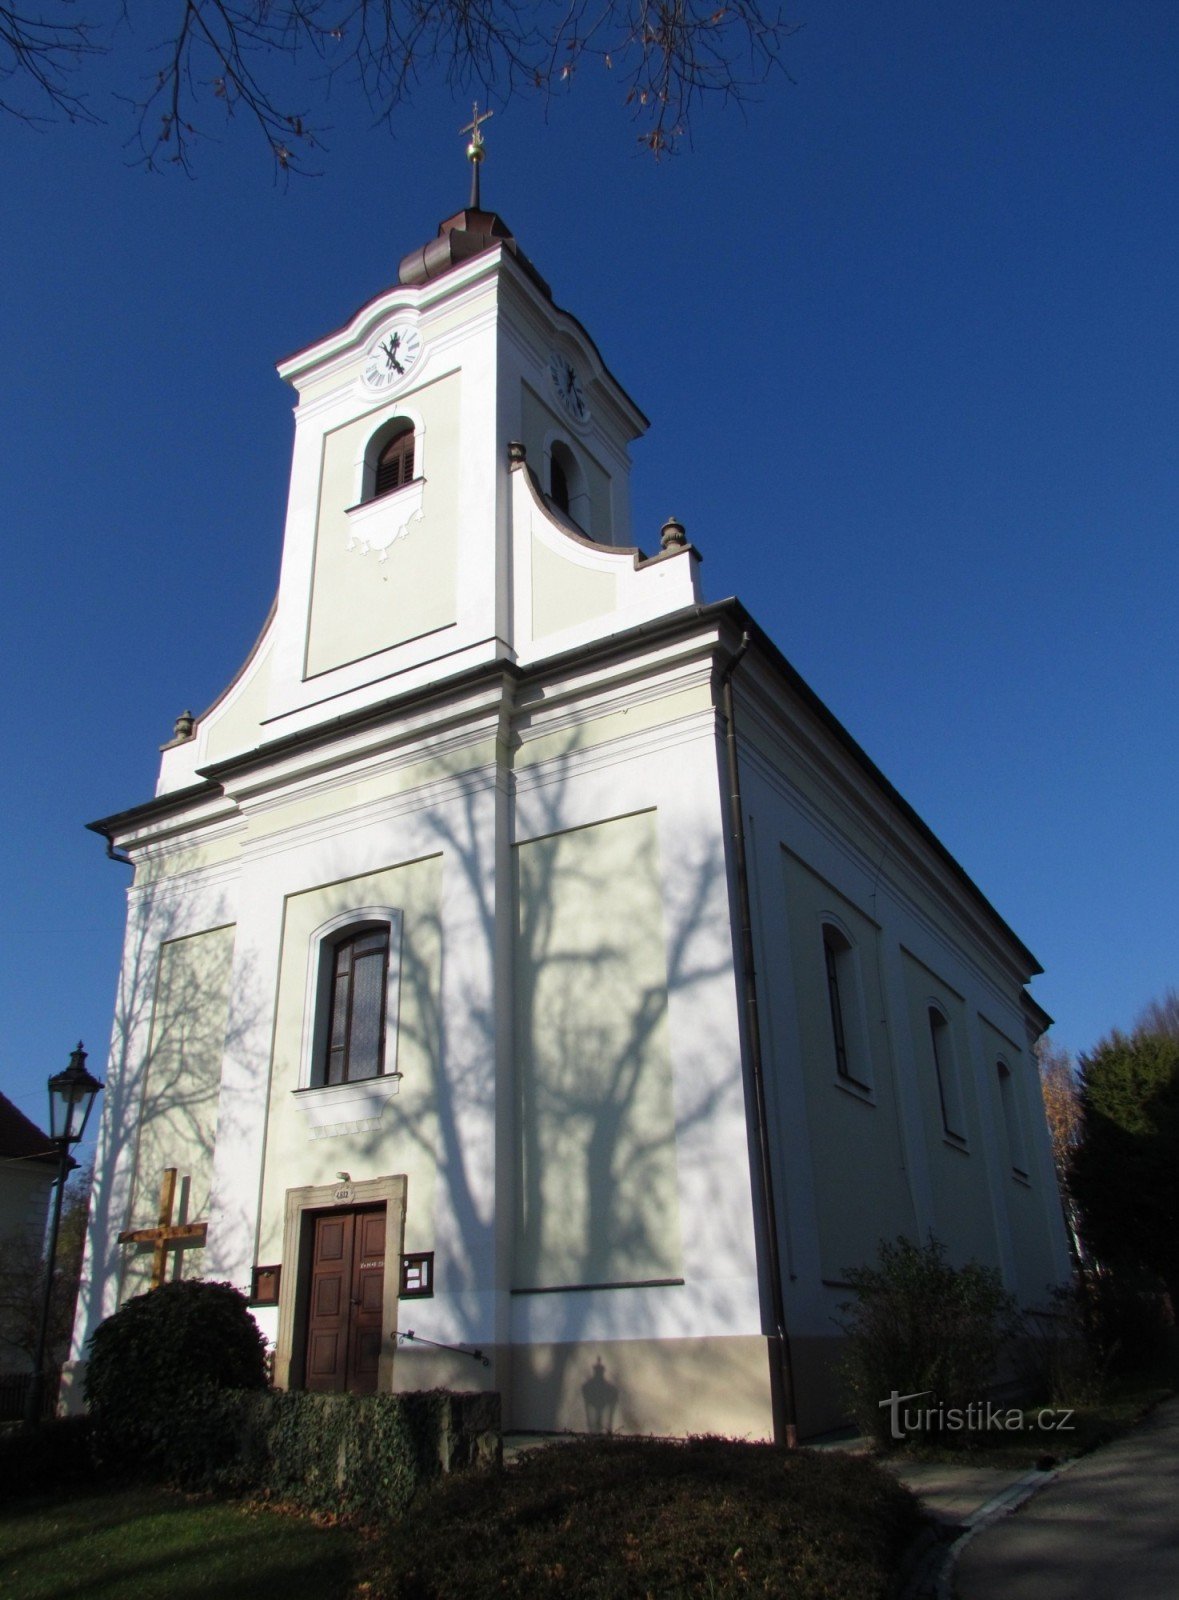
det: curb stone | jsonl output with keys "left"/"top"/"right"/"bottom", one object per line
{"left": 894, "top": 1460, "right": 1079, "bottom": 1600}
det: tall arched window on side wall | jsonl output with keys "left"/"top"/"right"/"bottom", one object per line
{"left": 373, "top": 422, "right": 415, "bottom": 499}
{"left": 321, "top": 925, "right": 390, "bottom": 1085}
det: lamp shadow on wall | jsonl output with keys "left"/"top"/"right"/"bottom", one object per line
{"left": 582, "top": 1356, "right": 620, "bottom": 1433}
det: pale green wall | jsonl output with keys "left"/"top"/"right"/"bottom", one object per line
{"left": 514, "top": 810, "right": 683, "bottom": 1287}
{"left": 778, "top": 851, "right": 917, "bottom": 1280}
{"left": 901, "top": 951, "right": 1000, "bottom": 1270}
{"left": 258, "top": 856, "right": 444, "bottom": 1265}
{"left": 305, "top": 372, "right": 461, "bottom": 678}
{"left": 122, "top": 924, "right": 236, "bottom": 1297}
{"left": 531, "top": 535, "right": 618, "bottom": 637}
{"left": 133, "top": 834, "right": 241, "bottom": 886}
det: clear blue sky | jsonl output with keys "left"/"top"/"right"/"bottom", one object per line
{"left": 2, "top": 1, "right": 1176, "bottom": 1145}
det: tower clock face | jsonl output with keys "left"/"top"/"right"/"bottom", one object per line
{"left": 362, "top": 323, "right": 423, "bottom": 392}
{"left": 548, "top": 350, "right": 589, "bottom": 424}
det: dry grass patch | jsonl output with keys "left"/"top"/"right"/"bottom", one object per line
{"left": 372, "top": 1434, "right": 921, "bottom": 1599}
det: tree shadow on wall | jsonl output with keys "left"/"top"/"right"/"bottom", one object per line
{"left": 79, "top": 883, "right": 264, "bottom": 1342}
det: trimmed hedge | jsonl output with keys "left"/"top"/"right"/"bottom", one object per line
{"left": 222, "top": 1389, "right": 500, "bottom": 1523}
{"left": 99, "top": 1383, "right": 500, "bottom": 1523}
{"left": 4, "top": 1388, "right": 499, "bottom": 1520}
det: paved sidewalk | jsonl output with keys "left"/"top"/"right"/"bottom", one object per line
{"left": 953, "top": 1397, "right": 1179, "bottom": 1600}
{"left": 886, "top": 1456, "right": 1036, "bottom": 1527}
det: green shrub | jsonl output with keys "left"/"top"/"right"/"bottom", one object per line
{"left": 84, "top": 1278, "right": 267, "bottom": 1474}
{"left": 373, "top": 1435, "right": 921, "bottom": 1600}
{"left": 837, "top": 1235, "right": 1017, "bottom": 1448}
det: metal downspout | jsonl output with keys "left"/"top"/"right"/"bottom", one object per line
{"left": 718, "top": 634, "right": 799, "bottom": 1448}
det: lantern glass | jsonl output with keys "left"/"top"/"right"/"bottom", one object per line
{"left": 47, "top": 1046, "right": 103, "bottom": 1145}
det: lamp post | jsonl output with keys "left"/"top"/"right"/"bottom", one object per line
{"left": 24, "top": 1043, "right": 103, "bottom": 1428}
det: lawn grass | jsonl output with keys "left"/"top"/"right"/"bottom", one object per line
{"left": 0, "top": 1485, "right": 360, "bottom": 1600}
{"left": 890, "top": 1378, "right": 1176, "bottom": 1471}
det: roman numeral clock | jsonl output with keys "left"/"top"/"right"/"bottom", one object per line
{"left": 362, "top": 323, "right": 423, "bottom": 392}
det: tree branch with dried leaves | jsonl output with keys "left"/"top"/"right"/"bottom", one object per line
{"left": 1, "top": 2, "right": 798, "bottom": 173}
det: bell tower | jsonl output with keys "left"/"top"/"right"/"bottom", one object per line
{"left": 153, "top": 120, "right": 699, "bottom": 796}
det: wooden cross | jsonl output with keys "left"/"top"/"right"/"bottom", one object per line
{"left": 118, "top": 1167, "right": 207, "bottom": 1290}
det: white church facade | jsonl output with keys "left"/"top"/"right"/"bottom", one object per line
{"left": 67, "top": 187, "right": 1071, "bottom": 1440}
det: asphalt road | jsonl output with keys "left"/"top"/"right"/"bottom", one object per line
{"left": 954, "top": 1397, "right": 1179, "bottom": 1600}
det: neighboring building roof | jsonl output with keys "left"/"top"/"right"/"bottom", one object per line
{"left": 0, "top": 1091, "right": 57, "bottom": 1166}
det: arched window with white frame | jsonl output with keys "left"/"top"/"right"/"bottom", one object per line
{"left": 299, "top": 908, "right": 404, "bottom": 1092}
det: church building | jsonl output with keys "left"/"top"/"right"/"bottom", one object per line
{"left": 67, "top": 139, "right": 1071, "bottom": 1440}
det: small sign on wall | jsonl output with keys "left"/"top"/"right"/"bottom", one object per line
{"left": 400, "top": 1252, "right": 434, "bottom": 1298}
{"left": 250, "top": 1265, "right": 282, "bottom": 1306}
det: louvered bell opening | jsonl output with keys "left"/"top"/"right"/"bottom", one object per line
{"left": 374, "top": 428, "right": 414, "bottom": 498}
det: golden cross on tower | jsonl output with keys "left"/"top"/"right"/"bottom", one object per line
{"left": 118, "top": 1167, "right": 208, "bottom": 1290}
{"left": 461, "top": 100, "right": 493, "bottom": 208}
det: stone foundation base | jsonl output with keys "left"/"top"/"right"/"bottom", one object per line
{"left": 392, "top": 1331, "right": 848, "bottom": 1441}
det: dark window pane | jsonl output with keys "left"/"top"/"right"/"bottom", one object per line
{"left": 321, "top": 927, "right": 391, "bottom": 1085}
{"left": 326, "top": 949, "right": 353, "bottom": 1086}
{"left": 551, "top": 457, "right": 570, "bottom": 513}
{"left": 824, "top": 937, "right": 849, "bottom": 1078}
{"left": 348, "top": 948, "right": 386, "bottom": 1080}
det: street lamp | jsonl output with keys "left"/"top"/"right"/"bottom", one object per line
{"left": 24, "top": 1043, "right": 103, "bottom": 1428}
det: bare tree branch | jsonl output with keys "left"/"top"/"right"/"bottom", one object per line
{"left": 0, "top": 3, "right": 102, "bottom": 124}
{"left": 0, "top": 2, "right": 799, "bottom": 172}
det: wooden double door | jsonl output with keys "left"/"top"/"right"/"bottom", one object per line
{"left": 304, "top": 1205, "right": 386, "bottom": 1394}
